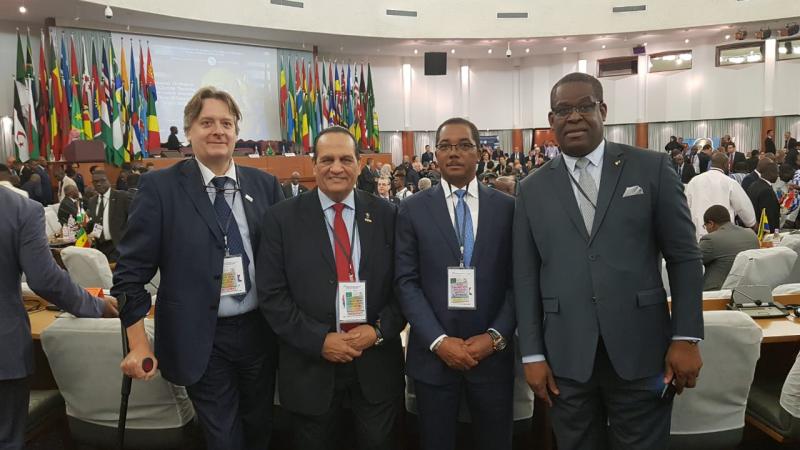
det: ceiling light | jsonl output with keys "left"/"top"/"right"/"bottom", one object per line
{"left": 525, "top": 48, "right": 530, "bottom": 53}
{"left": 602, "top": 44, "right": 606, "bottom": 49}
{"left": 679, "top": 53, "right": 692, "bottom": 61}
{"left": 488, "top": 48, "right": 493, "bottom": 54}
{"left": 450, "top": 48, "right": 455, "bottom": 54}
{"left": 643, "top": 42, "right": 648, "bottom": 46}
{"left": 676, "top": 59, "right": 683, "bottom": 65}
{"left": 684, "top": 38, "right": 690, "bottom": 44}
{"left": 19, "top": 5, "right": 27, "bottom": 13}
{"left": 729, "top": 56, "right": 745, "bottom": 64}
{"left": 562, "top": 46, "right": 567, "bottom": 52}
{"left": 663, "top": 54, "right": 676, "bottom": 61}
{"left": 746, "top": 54, "right": 762, "bottom": 62}
{"left": 779, "top": 46, "right": 788, "bottom": 54}
{"left": 724, "top": 34, "right": 731, "bottom": 40}
{"left": 413, "top": 49, "right": 418, "bottom": 55}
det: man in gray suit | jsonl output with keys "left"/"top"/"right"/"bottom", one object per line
{"left": 699, "top": 205, "right": 760, "bottom": 290}
{"left": 0, "top": 187, "right": 117, "bottom": 449}
{"left": 513, "top": 73, "right": 704, "bottom": 449}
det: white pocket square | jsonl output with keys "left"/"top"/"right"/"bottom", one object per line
{"left": 622, "top": 186, "right": 644, "bottom": 198}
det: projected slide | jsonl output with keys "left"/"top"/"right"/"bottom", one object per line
{"left": 112, "top": 33, "right": 280, "bottom": 142}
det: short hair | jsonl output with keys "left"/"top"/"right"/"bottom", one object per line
{"left": 767, "top": 129, "right": 773, "bottom": 134}
{"left": 727, "top": 142, "right": 736, "bottom": 148}
{"left": 550, "top": 72, "right": 604, "bottom": 109}
{"left": 418, "top": 177, "right": 432, "bottom": 190}
{"left": 92, "top": 170, "right": 109, "bottom": 180}
{"left": 65, "top": 167, "right": 76, "bottom": 177}
{"left": 312, "top": 126, "right": 359, "bottom": 162}
{"left": 377, "top": 176, "right": 391, "bottom": 185}
{"left": 183, "top": 86, "right": 242, "bottom": 136}
{"left": 751, "top": 150, "right": 759, "bottom": 157}
{"left": 703, "top": 205, "right": 731, "bottom": 225}
{"left": 702, "top": 144, "right": 712, "bottom": 150}
{"left": 435, "top": 117, "right": 481, "bottom": 148}
{"left": 127, "top": 173, "right": 141, "bottom": 189}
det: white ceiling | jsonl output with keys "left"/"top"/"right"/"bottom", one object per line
{"left": 4, "top": 0, "right": 800, "bottom": 59}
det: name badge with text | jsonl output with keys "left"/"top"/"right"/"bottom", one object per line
{"left": 220, "top": 255, "right": 247, "bottom": 296}
{"left": 337, "top": 281, "right": 367, "bottom": 327}
{"left": 447, "top": 267, "right": 476, "bottom": 310}
{"left": 90, "top": 224, "right": 103, "bottom": 239}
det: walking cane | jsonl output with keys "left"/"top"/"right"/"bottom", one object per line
{"left": 117, "top": 293, "right": 154, "bottom": 450}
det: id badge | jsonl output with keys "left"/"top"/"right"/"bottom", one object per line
{"left": 220, "top": 255, "right": 247, "bottom": 296}
{"left": 90, "top": 224, "right": 103, "bottom": 239}
{"left": 447, "top": 267, "right": 476, "bottom": 310}
{"left": 336, "top": 281, "right": 367, "bottom": 327}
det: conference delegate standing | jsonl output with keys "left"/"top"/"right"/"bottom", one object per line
{"left": 114, "top": 87, "right": 284, "bottom": 450}
{"left": 514, "top": 73, "right": 704, "bottom": 449}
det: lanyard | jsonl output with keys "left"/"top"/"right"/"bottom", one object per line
{"left": 325, "top": 205, "right": 358, "bottom": 281}
{"left": 448, "top": 180, "right": 471, "bottom": 267}
{"left": 564, "top": 161, "right": 597, "bottom": 210}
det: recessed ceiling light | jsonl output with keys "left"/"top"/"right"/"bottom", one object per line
{"left": 19, "top": 5, "right": 27, "bottom": 13}
{"left": 487, "top": 48, "right": 493, "bottom": 54}
{"left": 562, "top": 46, "right": 567, "bottom": 52}
{"left": 643, "top": 42, "right": 648, "bottom": 46}
{"left": 413, "top": 48, "right": 418, "bottom": 54}
{"left": 602, "top": 44, "right": 607, "bottom": 49}
{"left": 525, "top": 48, "right": 530, "bottom": 53}
{"left": 685, "top": 38, "right": 690, "bottom": 44}
{"left": 724, "top": 34, "right": 730, "bottom": 40}
{"left": 450, "top": 48, "right": 455, "bottom": 54}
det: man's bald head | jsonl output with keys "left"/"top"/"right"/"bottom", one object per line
{"left": 290, "top": 171, "right": 301, "bottom": 185}
{"left": 494, "top": 176, "right": 516, "bottom": 197}
{"left": 710, "top": 153, "right": 729, "bottom": 171}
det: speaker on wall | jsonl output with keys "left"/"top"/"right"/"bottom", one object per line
{"left": 424, "top": 52, "right": 447, "bottom": 75}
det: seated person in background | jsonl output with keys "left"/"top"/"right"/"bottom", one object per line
{"left": 746, "top": 150, "right": 760, "bottom": 172}
{"left": 57, "top": 185, "right": 84, "bottom": 225}
{"left": 731, "top": 161, "right": 750, "bottom": 185}
{"left": 165, "top": 126, "right": 182, "bottom": 150}
{"left": 418, "top": 177, "right": 432, "bottom": 191}
{"left": 494, "top": 175, "right": 516, "bottom": 197}
{"left": 699, "top": 205, "right": 760, "bottom": 291}
{"left": 281, "top": 171, "right": 308, "bottom": 199}
{"left": 747, "top": 159, "right": 781, "bottom": 232}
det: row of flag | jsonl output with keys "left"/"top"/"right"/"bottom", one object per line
{"left": 280, "top": 58, "right": 380, "bottom": 152}
{"left": 13, "top": 29, "right": 160, "bottom": 165}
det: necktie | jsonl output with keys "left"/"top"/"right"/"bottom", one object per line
{"left": 212, "top": 177, "right": 251, "bottom": 300}
{"left": 575, "top": 158, "right": 598, "bottom": 234}
{"left": 332, "top": 203, "right": 359, "bottom": 331}
{"left": 97, "top": 194, "right": 106, "bottom": 223}
{"left": 454, "top": 189, "right": 475, "bottom": 266}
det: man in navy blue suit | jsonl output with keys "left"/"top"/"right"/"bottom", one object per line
{"left": 396, "top": 117, "right": 516, "bottom": 450}
{"left": 114, "top": 87, "right": 283, "bottom": 450}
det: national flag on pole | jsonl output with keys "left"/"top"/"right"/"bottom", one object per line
{"left": 69, "top": 36, "right": 83, "bottom": 140}
{"left": 51, "top": 32, "right": 68, "bottom": 159}
{"left": 24, "top": 30, "right": 39, "bottom": 159}
{"left": 285, "top": 60, "right": 295, "bottom": 144}
{"left": 138, "top": 42, "right": 148, "bottom": 149}
{"left": 120, "top": 41, "right": 131, "bottom": 161}
{"left": 13, "top": 80, "right": 31, "bottom": 163}
{"left": 80, "top": 37, "right": 94, "bottom": 141}
{"left": 279, "top": 59, "right": 287, "bottom": 137}
{"left": 757, "top": 208, "right": 770, "bottom": 241}
{"left": 366, "top": 64, "right": 377, "bottom": 150}
{"left": 320, "top": 62, "right": 329, "bottom": 129}
{"left": 111, "top": 43, "right": 125, "bottom": 165}
{"left": 90, "top": 41, "right": 102, "bottom": 139}
{"left": 37, "top": 30, "right": 51, "bottom": 160}
{"left": 145, "top": 45, "right": 160, "bottom": 151}
{"left": 129, "top": 42, "right": 144, "bottom": 158}
{"left": 100, "top": 41, "right": 113, "bottom": 163}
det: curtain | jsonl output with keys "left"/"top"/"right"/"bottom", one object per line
{"left": 649, "top": 118, "right": 762, "bottom": 153}
{"left": 777, "top": 116, "right": 800, "bottom": 148}
{"left": 522, "top": 129, "right": 533, "bottom": 151}
{"left": 379, "top": 131, "right": 403, "bottom": 166}
{"left": 0, "top": 116, "right": 12, "bottom": 162}
{"left": 479, "top": 129, "right": 512, "bottom": 152}
{"left": 604, "top": 124, "right": 636, "bottom": 147}
{"left": 413, "top": 131, "right": 436, "bottom": 157}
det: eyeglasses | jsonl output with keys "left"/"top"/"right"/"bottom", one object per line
{"left": 436, "top": 143, "right": 477, "bottom": 152}
{"left": 552, "top": 101, "right": 602, "bottom": 118}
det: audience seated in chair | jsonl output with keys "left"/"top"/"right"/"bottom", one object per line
{"left": 699, "top": 205, "right": 759, "bottom": 291}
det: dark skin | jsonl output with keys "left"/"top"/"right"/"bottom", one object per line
{"left": 92, "top": 173, "right": 111, "bottom": 195}
{"left": 526, "top": 81, "right": 703, "bottom": 407}
{"left": 434, "top": 123, "right": 495, "bottom": 370}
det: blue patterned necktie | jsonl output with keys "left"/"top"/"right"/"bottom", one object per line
{"left": 454, "top": 189, "right": 475, "bottom": 266}
{"left": 212, "top": 176, "right": 251, "bottom": 300}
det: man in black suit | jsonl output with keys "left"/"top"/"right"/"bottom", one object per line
{"left": 786, "top": 131, "right": 799, "bottom": 170}
{"left": 116, "top": 87, "right": 283, "bottom": 450}
{"left": 21, "top": 174, "right": 44, "bottom": 205}
{"left": 421, "top": 144, "right": 435, "bottom": 165}
{"left": 514, "top": 73, "right": 703, "bottom": 450}
{"left": 747, "top": 159, "right": 781, "bottom": 232}
{"left": 165, "top": 125, "right": 182, "bottom": 150}
{"left": 376, "top": 176, "right": 400, "bottom": 205}
{"left": 86, "top": 170, "right": 131, "bottom": 262}
{"left": 673, "top": 153, "right": 696, "bottom": 184}
{"left": 765, "top": 129, "right": 777, "bottom": 155}
{"left": 30, "top": 158, "right": 53, "bottom": 205}
{"left": 725, "top": 142, "right": 746, "bottom": 174}
{"left": 697, "top": 144, "right": 712, "bottom": 173}
{"left": 357, "top": 157, "right": 378, "bottom": 194}
{"left": 508, "top": 146, "right": 528, "bottom": 166}
{"left": 57, "top": 185, "right": 83, "bottom": 225}
{"left": 258, "top": 126, "right": 405, "bottom": 449}
{"left": 282, "top": 171, "right": 309, "bottom": 199}
{"left": 665, "top": 135, "right": 682, "bottom": 153}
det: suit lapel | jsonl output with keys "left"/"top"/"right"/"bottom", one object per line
{"left": 428, "top": 185, "right": 462, "bottom": 261}
{"left": 549, "top": 156, "right": 590, "bottom": 241}
{"left": 354, "top": 191, "right": 375, "bottom": 280}
{"left": 178, "top": 159, "right": 224, "bottom": 245}
{"left": 306, "top": 189, "right": 337, "bottom": 274}
{"left": 589, "top": 142, "right": 625, "bottom": 245}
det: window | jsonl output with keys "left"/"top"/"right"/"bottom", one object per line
{"left": 597, "top": 56, "right": 638, "bottom": 77}
{"left": 649, "top": 50, "right": 692, "bottom": 73}
{"left": 778, "top": 38, "right": 800, "bottom": 61}
{"left": 716, "top": 42, "right": 765, "bottom": 67}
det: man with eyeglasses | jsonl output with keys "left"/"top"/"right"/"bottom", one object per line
{"left": 114, "top": 87, "right": 284, "bottom": 449}
{"left": 396, "top": 117, "right": 516, "bottom": 450}
{"left": 514, "top": 72, "right": 704, "bottom": 450}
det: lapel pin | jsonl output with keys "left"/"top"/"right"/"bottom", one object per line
{"left": 364, "top": 212, "right": 372, "bottom": 223}
{"left": 245, "top": 194, "right": 254, "bottom": 202}
{"left": 614, "top": 160, "right": 621, "bottom": 166}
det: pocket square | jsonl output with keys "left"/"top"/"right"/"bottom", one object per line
{"left": 622, "top": 186, "right": 644, "bottom": 198}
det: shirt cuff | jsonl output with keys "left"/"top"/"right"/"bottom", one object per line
{"left": 430, "top": 334, "right": 447, "bottom": 352}
{"left": 522, "top": 354, "right": 546, "bottom": 364}
{"left": 672, "top": 336, "right": 702, "bottom": 342}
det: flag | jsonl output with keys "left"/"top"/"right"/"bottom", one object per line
{"left": 145, "top": 45, "right": 160, "bottom": 151}
{"left": 60, "top": 33, "right": 72, "bottom": 107}
{"left": 366, "top": 64, "right": 376, "bottom": 150}
{"left": 13, "top": 80, "right": 31, "bottom": 162}
{"left": 333, "top": 63, "right": 341, "bottom": 126}
{"left": 286, "top": 60, "right": 295, "bottom": 144}
{"left": 100, "top": 41, "right": 113, "bottom": 163}
{"left": 294, "top": 60, "right": 303, "bottom": 146}
{"left": 69, "top": 36, "right": 83, "bottom": 140}
{"left": 80, "top": 38, "right": 94, "bottom": 141}
{"left": 24, "top": 29, "right": 40, "bottom": 159}
{"left": 320, "top": 61, "right": 329, "bottom": 129}
{"left": 138, "top": 42, "right": 148, "bottom": 149}
{"left": 37, "top": 30, "right": 51, "bottom": 160}
{"left": 90, "top": 41, "right": 102, "bottom": 139}
{"left": 345, "top": 65, "right": 354, "bottom": 131}
{"left": 120, "top": 41, "right": 131, "bottom": 161}
{"left": 129, "top": 42, "right": 144, "bottom": 158}
{"left": 51, "top": 32, "right": 68, "bottom": 159}
{"left": 74, "top": 226, "right": 90, "bottom": 248}
{"left": 279, "top": 58, "right": 287, "bottom": 138}
{"left": 352, "top": 68, "right": 362, "bottom": 144}
{"left": 111, "top": 43, "right": 125, "bottom": 165}
{"left": 301, "top": 60, "right": 309, "bottom": 152}
{"left": 757, "top": 208, "right": 770, "bottom": 241}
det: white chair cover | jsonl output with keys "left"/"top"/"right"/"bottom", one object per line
{"left": 721, "top": 247, "right": 798, "bottom": 291}
{"left": 779, "top": 234, "right": 800, "bottom": 284}
{"left": 44, "top": 207, "right": 61, "bottom": 238}
{"left": 773, "top": 284, "right": 800, "bottom": 296}
{"left": 703, "top": 290, "right": 732, "bottom": 300}
{"left": 60, "top": 246, "right": 113, "bottom": 289}
{"left": 41, "top": 318, "right": 194, "bottom": 429}
{"left": 781, "top": 351, "right": 800, "bottom": 419}
{"left": 671, "top": 311, "right": 762, "bottom": 435}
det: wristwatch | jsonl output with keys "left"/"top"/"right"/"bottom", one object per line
{"left": 487, "top": 329, "right": 507, "bottom": 352}
{"left": 373, "top": 324, "right": 384, "bottom": 346}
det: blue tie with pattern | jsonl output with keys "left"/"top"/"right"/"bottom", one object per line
{"left": 212, "top": 176, "right": 251, "bottom": 300}
{"left": 454, "top": 189, "right": 475, "bottom": 266}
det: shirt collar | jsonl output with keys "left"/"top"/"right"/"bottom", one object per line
{"left": 440, "top": 176, "right": 479, "bottom": 199}
{"left": 318, "top": 188, "right": 355, "bottom": 212}
{"left": 562, "top": 140, "right": 605, "bottom": 173}
{"left": 196, "top": 157, "right": 237, "bottom": 186}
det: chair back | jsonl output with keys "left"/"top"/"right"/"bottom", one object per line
{"left": 722, "top": 247, "right": 797, "bottom": 291}
{"left": 60, "top": 246, "right": 113, "bottom": 289}
{"left": 779, "top": 234, "right": 800, "bottom": 283}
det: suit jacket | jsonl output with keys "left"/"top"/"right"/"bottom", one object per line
{"left": 675, "top": 163, "right": 696, "bottom": 184}
{"left": 396, "top": 183, "right": 516, "bottom": 385}
{"left": 741, "top": 171, "right": 759, "bottom": 193}
{"left": 357, "top": 166, "right": 377, "bottom": 194}
{"left": 513, "top": 141, "right": 703, "bottom": 383}
{"left": 34, "top": 165, "right": 52, "bottom": 205}
{"left": 765, "top": 137, "right": 777, "bottom": 154}
{"left": 747, "top": 178, "right": 781, "bottom": 232}
{"left": 787, "top": 137, "right": 798, "bottom": 152}
{"left": 281, "top": 182, "right": 308, "bottom": 199}
{"left": 0, "top": 188, "right": 103, "bottom": 380}
{"left": 257, "top": 189, "right": 405, "bottom": 415}
{"left": 727, "top": 151, "right": 746, "bottom": 172}
{"left": 508, "top": 152, "right": 528, "bottom": 166}
{"left": 57, "top": 197, "right": 80, "bottom": 225}
{"left": 113, "top": 159, "right": 284, "bottom": 386}
{"left": 698, "top": 152, "right": 711, "bottom": 173}
{"left": 699, "top": 223, "right": 759, "bottom": 290}
{"left": 421, "top": 151, "right": 435, "bottom": 165}
{"left": 86, "top": 189, "right": 132, "bottom": 247}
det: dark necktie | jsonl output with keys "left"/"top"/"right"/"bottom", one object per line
{"left": 332, "top": 203, "right": 359, "bottom": 330}
{"left": 97, "top": 194, "right": 106, "bottom": 221}
{"left": 212, "top": 177, "right": 251, "bottom": 300}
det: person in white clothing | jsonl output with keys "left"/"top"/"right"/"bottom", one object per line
{"left": 685, "top": 152, "right": 756, "bottom": 240}
{"left": 0, "top": 164, "right": 29, "bottom": 198}
{"left": 55, "top": 168, "right": 79, "bottom": 202}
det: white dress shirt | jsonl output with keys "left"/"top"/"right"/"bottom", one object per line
{"left": 197, "top": 159, "right": 259, "bottom": 317}
{"left": 685, "top": 168, "right": 756, "bottom": 241}
{"left": 95, "top": 189, "right": 112, "bottom": 241}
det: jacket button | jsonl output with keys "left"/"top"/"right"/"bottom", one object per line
{"left": 589, "top": 255, "right": 597, "bottom": 261}
{"left": 592, "top": 296, "right": 598, "bottom": 304}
